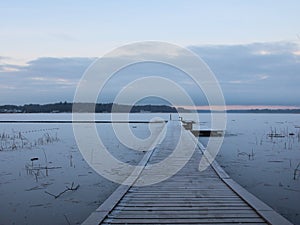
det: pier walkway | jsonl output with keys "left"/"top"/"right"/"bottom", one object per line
{"left": 83, "top": 121, "right": 292, "bottom": 225}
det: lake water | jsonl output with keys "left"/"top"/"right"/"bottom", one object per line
{"left": 0, "top": 113, "right": 299, "bottom": 224}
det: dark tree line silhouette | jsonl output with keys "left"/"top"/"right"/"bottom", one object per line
{"left": 0, "top": 102, "right": 179, "bottom": 113}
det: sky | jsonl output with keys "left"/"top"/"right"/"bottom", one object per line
{"left": 1, "top": 0, "right": 300, "bottom": 108}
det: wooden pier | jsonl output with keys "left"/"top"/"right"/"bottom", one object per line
{"left": 82, "top": 121, "right": 292, "bottom": 225}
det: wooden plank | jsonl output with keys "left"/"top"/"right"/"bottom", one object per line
{"left": 124, "top": 197, "right": 239, "bottom": 200}
{"left": 121, "top": 198, "right": 245, "bottom": 202}
{"left": 101, "top": 223, "right": 267, "bottom": 225}
{"left": 102, "top": 223, "right": 267, "bottom": 225}
{"left": 124, "top": 202, "right": 243, "bottom": 205}
{"left": 124, "top": 195, "right": 241, "bottom": 198}
{"left": 110, "top": 209, "right": 256, "bottom": 215}
{"left": 118, "top": 203, "right": 248, "bottom": 207}
{"left": 103, "top": 217, "right": 266, "bottom": 224}
{"left": 114, "top": 206, "right": 258, "bottom": 211}
{"left": 126, "top": 194, "right": 238, "bottom": 197}
{"left": 109, "top": 215, "right": 260, "bottom": 221}
{"left": 107, "top": 213, "right": 260, "bottom": 219}
{"left": 128, "top": 188, "right": 236, "bottom": 192}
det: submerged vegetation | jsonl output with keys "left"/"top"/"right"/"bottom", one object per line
{"left": 0, "top": 128, "right": 59, "bottom": 151}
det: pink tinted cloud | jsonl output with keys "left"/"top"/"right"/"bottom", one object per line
{"left": 178, "top": 105, "right": 300, "bottom": 111}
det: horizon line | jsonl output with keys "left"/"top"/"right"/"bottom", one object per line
{"left": 1, "top": 102, "right": 300, "bottom": 111}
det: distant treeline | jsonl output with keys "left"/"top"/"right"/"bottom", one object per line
{"left": 197, "top": 109, "right": 300, "bottom": 114}
{"left": 0, "top": 102, "right": 179, "bottom": 113}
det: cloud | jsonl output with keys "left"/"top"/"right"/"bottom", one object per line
{"left": 28, "top": 76, "right": 77, "bottom": 86}
{"left": 0, "top": 57, "right": 94, "bottom": 104}
{"left": 24, "top": 57, "right": 95, "bottom": 78}
{"left": 0, "top": 66, "right": 20, "bottom": 72}
{"left": 0, "top": 56, "right": 24, "bottom": 72}
{"left": 228, "top": 80, "right": 246, "bottom": 84}
{"left": 189, "top": 42, "right": 300, "bottom": 105}
{"left": 228, "top": 74, "right": 270, "bottom": 84}
{"left": 258, "top": 74, "right": 269, "bottom": 80}
{"left": 0, "top": 84, "right": 16, "bottom": 90}
{"left": 0, "top": 41, "right": 299, "bottom": 105}
{"left": 105, "top": 42, "right": 187, "bottom": 59}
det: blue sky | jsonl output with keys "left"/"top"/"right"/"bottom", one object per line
{"left": 0, "top": 1, "right": 300, "bottom": 107}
